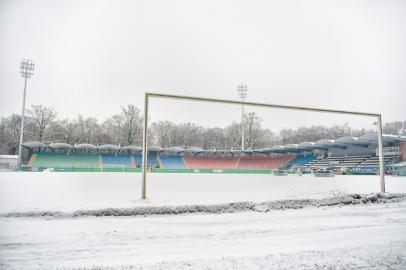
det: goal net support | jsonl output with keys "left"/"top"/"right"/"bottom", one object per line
{"left": 141, "top": 92, "right": 386, "bottom": 199}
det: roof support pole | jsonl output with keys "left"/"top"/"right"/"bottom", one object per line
{"left": 141, "top": 93, "right": 149, "bottom": 199}
{"left": 377, "top": 115, "right": 385, "bottom": 193}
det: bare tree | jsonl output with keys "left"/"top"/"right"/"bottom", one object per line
{"left": 121, "top": 105, "right": 143, "bottom": 145}
{"left": 224, "top": 122, "right": 242, "bottom": 149}
{"left": 66, "top": 115, "right": 103, "bottom": 144}
{"left": 168, "top": 123, "right": 203, "bottom": 147}
{"left": 27, "top": 105, "right": 57, "bottom": 141}
{"left": 45, "top": 120, "right": 69, "bottom": 142}
{"left": 383, "top": 121, "right": 406, "bottom": 135}
{"left": 201, "top": 127, "right": 226, "bottom": 149}
{"left": 0, "top": 103, "right": 404, "bottom": 155}
{"left": 243, "top": 112, "right": 275, "bottom": 148}
{"left": 151, "top": 120, "right": 175, "bottom": 148}
{"left": 102, "top": 105, "right": 145, "bottom": 146}
{"left": 0, "top": 115, "right": 22, "bottom": 154}
{"left": 102, "top": 115, "right": 122, "bottom": 145}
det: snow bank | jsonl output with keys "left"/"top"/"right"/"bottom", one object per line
{"left": 3, "top": 192, "right": 406, "bottom": 218}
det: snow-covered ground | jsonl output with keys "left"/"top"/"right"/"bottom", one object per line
{"left": 1, "top": 202, "right": 406, "bottom": 269}
{"left": 0, "top": 172, "right": 406, "bottom": 269}
{"left": 0, "top": 172, "right": 405, "bottom": 213}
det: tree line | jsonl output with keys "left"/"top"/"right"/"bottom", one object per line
{"left": 0, "top": 104, "right": 404, "bottom": 155}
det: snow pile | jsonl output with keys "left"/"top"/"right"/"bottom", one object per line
{"left": 255, "top": 192, "right": 406, "bottom": 212}
{"left": 3, "top": 193, "right": 406, "bottom": 218}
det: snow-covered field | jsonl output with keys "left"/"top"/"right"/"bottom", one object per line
{"left": 0, "top": 172, "right": 406, "bottom": 213}
{"left": 0, "top": 172, "right": 406, "bottom": 269}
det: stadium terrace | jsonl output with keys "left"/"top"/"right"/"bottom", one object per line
{"left": 6, "top": 132, "right": 404, "bottom": 176}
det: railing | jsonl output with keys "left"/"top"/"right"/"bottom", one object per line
{"left": 376, "top": 146, "right": 400, "bottom": 156}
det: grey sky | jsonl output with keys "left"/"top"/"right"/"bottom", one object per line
{"left": 0, "top": 0, "right": 405, "bottom": 132}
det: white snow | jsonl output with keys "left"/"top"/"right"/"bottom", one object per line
{"left": 0, "top": 202, "right": 405, "bottom": 269}
{"left": 1, "top": 172, "right": 406, "bottom": 269}
{"left": 0, "top": 172, "right": 405, "bottom": 213}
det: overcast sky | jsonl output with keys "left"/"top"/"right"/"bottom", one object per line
{"left": 0, "top": 0, "right": 405, "bottom": 132}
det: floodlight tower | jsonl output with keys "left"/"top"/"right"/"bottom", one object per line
{"left": 18, "top": 59, "right": 35, "bottom": 170}
{"left": 237, "top": 83, "right": 248, "bottom": 151}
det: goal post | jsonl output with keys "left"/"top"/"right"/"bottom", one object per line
{"left": 141, "top": 92, "right": 385, "bottom": 199}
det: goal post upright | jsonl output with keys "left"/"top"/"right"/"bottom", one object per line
{"left": 141, "top": 93, "right": 149, "bottom": 199}
{"left": 141, "top": 92, "right": 386, "bottom": 200}
{"left": 377, "top": 115, "right": 385, "bottom": 193}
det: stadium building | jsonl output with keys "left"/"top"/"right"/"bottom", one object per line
{"left": 19, "top": 133, "right": 406, "bottom": 175}
{"left": 0, "top": 155, "right": 18, "bottom": 171}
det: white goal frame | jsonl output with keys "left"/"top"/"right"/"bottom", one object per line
{"left": 141, "top": 92, "right": 385, "bottom": 199}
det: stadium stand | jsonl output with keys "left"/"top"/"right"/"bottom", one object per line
{"left": 183, "top": 156, "right": 238, "bottom": 169}
{"left": 159, "top": 155, "right": 185, "bottom": 169}
{"left": 134, "top": 154, "right": 142, "bottom": 167}
{"left": 286, "top": 154, "right": 316, "bottom": 167}
{"left": 20, "top": 132, "right": 405, "bottom": 173}
{"left": 306, "top": 155, "right": 371, "bottom": 170}
{"left": 350, "top": 154, "right": 400, "bottom": 174}
{"left": 357, "top": 155, "right": 398, "bottom": 167}
{"left": 28, "top": 154, "right": 37, "bottom": 166}
{"left": 101, "top": 154, "right": 133, "bottom": 168}
{"left": 134, "top": 152, "right": 159, "bottom": 167}
{"left": 238, "top": 155, "right": 293, "bottom": 169}
{"left": 31, "top": 152, "right": 99, "bottom": 168}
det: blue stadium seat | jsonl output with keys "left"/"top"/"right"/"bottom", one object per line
{"left": 289, "top": 154, "right": 316, "bottom": 166}
{"left": 134, "top": 152, "right": 158, "bottom": 166}
{"left": 160, "top": 155, "right": 185, "bottom": 169}
{"left": 101, "top": 154, "right": 132, "bottom": 168}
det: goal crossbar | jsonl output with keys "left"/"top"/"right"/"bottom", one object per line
{"left": 141, "top": 92, "right": 385, "bottom": 199}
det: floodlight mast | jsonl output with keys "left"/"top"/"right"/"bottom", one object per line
{"left": 237, "top": 83, "right": 247, "bottom": 151}
{"left": 17, "top": 59, "right": 35, "bottom": 170}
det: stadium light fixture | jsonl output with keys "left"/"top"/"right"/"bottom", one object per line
{"left": 141, "top": 92, "right": 386, "bottom": 200}
{"left": 17, "top": 59, "right": 35, "bottom": 170}
{"left": 237, "top": 83, "right": 248, "bottom": 151}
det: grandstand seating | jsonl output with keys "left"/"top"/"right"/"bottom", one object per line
{"left": 101, "top": 154, "right": 133, "bottom": 168}
{"left": 287, "top": 154, "right": 316, "bottom": 166}
{"left": 31, "top": 152, "right": 160, "bottom": 169}
{"left": 350, "top": 154, "right": 400, "bottom": 174}
{"left": 31, "top": 153, "right": 295, "bottom": 170}
{"left": 357, "top": 155, "right": 398, "bottom": 167}
{"left": 159, "top": 155, "right": 185, "bottom": 169}
{"left": 134, "top": 153, "right": 158, "bottom": 167}
{"left": 31, "top": 153, "right": 100, "bottom": 168}
{"left": 306, "top": 154, "right": 400, "bottom": 172}
{"left": 28, "top": 154, "right": 37, "bottom": 167}
{"left": 134, "top": 154, "right": 142, "bottom": 167}
{"left": 183, "top": 156, "right": 238, "bottom": 169}
{"left": 306, "top": 155, "right": 370, "bottom": 170}
{"left": 28, "top": 149, "right": 400, "bottom": 172}
{"left": 238, "top": 155, "right": 293, "bottom": 169}
{"left": 148, "top": 152, "right": 158, "bottom": 166}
